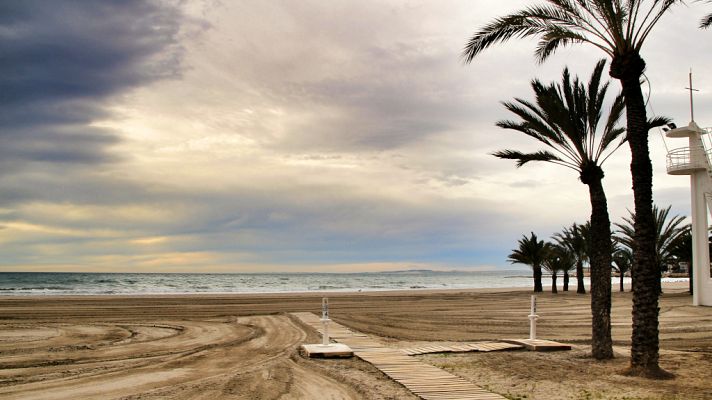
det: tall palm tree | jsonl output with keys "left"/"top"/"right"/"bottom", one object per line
{"left": 613, "top": 245, "right": 633, "bottom": 292}
{"left": 615, "top": 205, "right": 690, "bottom": 293}
{"left": 463, "top": 0, "right": 679, "bottom": 376}
{"left": 508, "top": 232, "right": 550, "bottom": 292}
{"left": 492, "top": 60, "right": 624, "bottom": 360}
{"left": 545, "top": 245, "right": 575, "bottom": 293}
{"left": 554, "top": 223, "right": 589, "bottom": 294}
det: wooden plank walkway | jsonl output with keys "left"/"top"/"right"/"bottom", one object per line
{"left": 402, "top": 341, "right": 522, "bottom": 356}
{"left": 292, "top": 312, "right": 506, "bottom": 400}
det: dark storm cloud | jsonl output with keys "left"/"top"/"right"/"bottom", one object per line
{"left": 0, "top": 0, "right": 185, "bottom": 167}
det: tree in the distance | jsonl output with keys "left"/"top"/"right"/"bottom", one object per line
{"left": 508, "top": 232, "right": 550, "bottom": 293}
{"left": 554, "top": 223, "right": 589, "bottom": 294}
{"left": 544, "top": 245, "right": 575, "bottom": 294}
{"left": 615, "top": 205, "right": 689, "bottom": 294}
{"left": 613, "top": 245, "right": 633, "bottom": 293}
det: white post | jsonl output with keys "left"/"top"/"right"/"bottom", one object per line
{"left": 321, "top": 297, "right": 331, "bottom": 346}
{"left": 528, "top": 295, "right": 539, "bottom": 340}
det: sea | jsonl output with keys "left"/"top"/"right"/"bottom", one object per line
{"left": 0, "top": 270, "right": 538, "bottom": 296}
{"left": 0, "top": 270, "right": 687, "bottom": 296}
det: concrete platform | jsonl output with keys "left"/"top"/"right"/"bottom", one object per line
{"left": 301, "top": 343, "right": 353, "bottom": 358}
{"left": 501, "top": 338, "right": 572, "bottom": 351}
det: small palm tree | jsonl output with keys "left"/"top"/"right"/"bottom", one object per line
{"left": 554, "top": 223, "right": 589, "bottom": 294}
{"left": 508, "top": 232, "right": 550, "bottom": 292}
{"left": 493, "top": 60, "right": 624, "bottom": 360}
{"left": 615, "top": 205, "right": 690, "bottom": 294}
{"left": 463, "top": 0, "right": 682, "bottom": 376}
{"left": 562, "top": 253, "right": 577, "bottom": 292}
{"left": 545, "top": 245, "right": 575, "bottom": 294}
{"left": 613, "top": 245, "right": 633, "bottom": 293}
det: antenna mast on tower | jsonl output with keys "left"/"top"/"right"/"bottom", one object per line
{"left": 686, "top": 69, "right": 699, "bottom": 122}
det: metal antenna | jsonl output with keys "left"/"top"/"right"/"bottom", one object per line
{"left": 686, "top": 69, "right": 699, "bottom": 122}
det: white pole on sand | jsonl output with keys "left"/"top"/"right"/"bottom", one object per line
{"left": 528, "top": 295, "right": 539, "bottom": 340}
{"left": 321, "top": 297, "right": 331, "bottom": 346}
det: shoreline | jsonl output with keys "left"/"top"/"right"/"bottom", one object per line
{"left": 0, "top": 279, "right": 690, "bottom": 300}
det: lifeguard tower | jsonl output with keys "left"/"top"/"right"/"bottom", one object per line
{"left": 664, "top": 73, "right": 712, "bottom": 306}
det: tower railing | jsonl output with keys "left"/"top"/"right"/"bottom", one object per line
{"left": 666, "top": 145, "right": 712, "bottom": 174}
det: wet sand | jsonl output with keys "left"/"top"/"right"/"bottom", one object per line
{"left": 0, "top": 282, "right": 710, "bottom": 399}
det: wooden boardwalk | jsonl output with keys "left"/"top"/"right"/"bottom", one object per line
{"left": 292, "top": 312, "right": 506, "bottom": 400}
{"left": 402, "top": 341, "right": 522, "bottom": 356}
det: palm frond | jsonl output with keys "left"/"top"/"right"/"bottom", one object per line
{"left": 544, "top": 244, "right": 576, "bottom": 273}
{"left": 634, "top": 0, "right": 686, "bottom": 49}
{"left": 648, "top": 115, "right": 671, "bottom": 131}
{"left": 591, "top": 0, "right": 626, "bottom": 47}
{"left": 508, "top": 232, "right": 550, "bottom": 268}
{"left": 553, "top": 222, "right": 590, "bottom": 262}
{"left": 492, "top": 149, "right": 570, "bottom": 168}
{"left": 597, "top": 94, "right": 626, "bottom": 163}
{"left": 463, "top": 13, "right": 545, "bottom": 63}
{"left": 615, "top": 204, "right": 690, "bottom": 268}
{"left": 701, "top": 12, "right": 712, "bottom": 28}
{"left": 462, "top": 4, "right": 611, "bottom": 63}
{"left": 535, "top": 26, "right": 589, "bottom": 61}
{"left": 463, "top": 0, "right": 685, "bottom": 68}
{"left": 495, "top": 58, "right": 624, "bottom": 178}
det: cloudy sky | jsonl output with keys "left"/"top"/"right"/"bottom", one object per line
{"left": 1, "top": 0, "right": 711, "bottom": 273}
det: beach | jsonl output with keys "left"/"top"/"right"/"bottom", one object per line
{"left": 1, "top": 282, "right": 711, "bottom": 399}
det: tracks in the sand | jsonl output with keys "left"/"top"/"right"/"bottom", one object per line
{"left": 0, "top": 315, "right": 360, "bottom": 399}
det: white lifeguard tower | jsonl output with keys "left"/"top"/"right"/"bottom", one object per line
{"left": 664, "top": 73, "right": 712, "bottom": 306}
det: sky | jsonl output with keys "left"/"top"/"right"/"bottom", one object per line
{"left": 1, "top": 0, "right": 711, "bottom": 273}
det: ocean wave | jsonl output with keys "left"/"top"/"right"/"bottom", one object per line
{"left": 0, "top": 270, "right": 534, "bottom": 295}
{"left": 0, "top": 286, "right": 73, "bottom": 291}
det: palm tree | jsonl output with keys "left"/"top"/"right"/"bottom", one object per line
{"left": 554, "top": 223, "right": 589, "bottom": 294}
{"left": 508, "top": 232, "right": 550, "bottom": 292}
{"left": 615, "top": 205, "right": 689, "bottom": 294}
{"left": 492, "top": 60, "right": 624, "bottom": 360}
{"left": 613, "top": 245, "right": 633, "bottom": 292}
{"left": 562, "top": 252, "right": 577, "bottom": 291}
{"left": 545, "top": 245, "right": 575, "bottom": 293}
{"left": 462, "top": 0, "right": 679, "bottom": 376}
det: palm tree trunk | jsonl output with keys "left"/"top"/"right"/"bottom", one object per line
{"left": 564, "top": 272, "right": 570, "bottom": 291}
{"left": 533, "top": 265, "right": 543, "bottom": 292}
{"left": 586, "top": 177, "right": 613, "bottom": 360}
{"left": 620, "top": 272, "right": 625, "bottom": 292}
{"left": 617, "top": 70, "right": 669, "bottom": 377}
{"left": 552, "top": 272, "right": 558, "bottom": 293}
{"left": 576, "top": 260, "right": 586, "bottom": 294}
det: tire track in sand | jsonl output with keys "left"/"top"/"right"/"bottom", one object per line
{"left": 0, "top": 315, "right": 360, "bottom": 400}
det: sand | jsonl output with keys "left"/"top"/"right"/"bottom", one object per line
{"left": 0, "top": 282, "right": 711, "bottom": 399}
